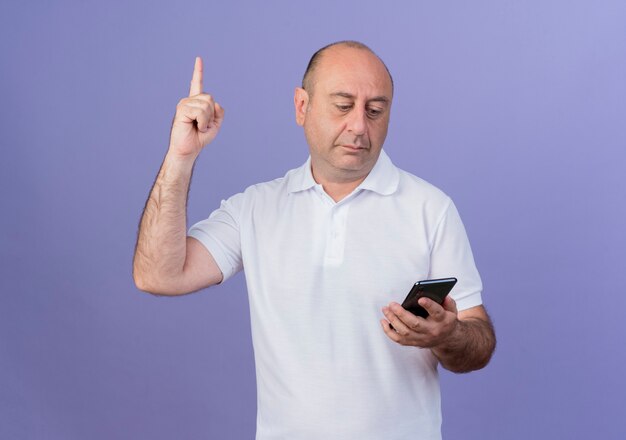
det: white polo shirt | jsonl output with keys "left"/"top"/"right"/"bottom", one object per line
{"left": 188, "top": 149, "right": 482, "bottom": 440}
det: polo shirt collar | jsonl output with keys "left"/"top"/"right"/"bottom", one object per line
{"left": 287, "top": 149, "right": 399, "bottom": 196}
{"left": 287, "top": 156, "right": 317, "bottom": 193}
{"left": 356, "top": 149, "right": 399, "bottom": 195}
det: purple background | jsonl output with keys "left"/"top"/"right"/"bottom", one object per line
{"left": 2, "top": 1, "right": 625, "bottom": 438}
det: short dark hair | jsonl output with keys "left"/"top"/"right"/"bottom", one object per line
{"left": 301, "top": 40, "right": 394, "bottom": 95}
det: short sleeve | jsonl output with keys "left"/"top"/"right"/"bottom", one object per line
{"left": 187, "top": 193, "right": 244, "bottom": 283}
{"left": 428, "top": 199, "right": 483, "bottom": 311}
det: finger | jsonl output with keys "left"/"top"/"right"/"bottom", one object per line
{"left": 184, "top": 95, "right": 219, "bottom": 124}
{"left": 189, "top": 93, "right": 215, "bottom": 106}
{"left": 383, "top": 304, "right": 414, "bottom": 337}
{"left": 380, "top": 319, "right": 403, "bottom": 344}
{"left": 189, "top": 106, "right": 215, "bottom": 132}
{"left": 178, "top": 106, "right": 211, "bottom": 132}
{"left": 418, "top": 297, "right": 446, "bottom": 321}
{"left": 390, "top": 302, "right": 423, "bottom": 329}
{"left": 213, "top": 102, "right": 225, "bottom": 127}
{"left": 189, "top": 56, "right": 203, "bottom": 97}
{"left": 441, "top": 296, "right": 458, "bottom": 315}
{"left": 184, "top": 99, "right": 215, "bottom": 114}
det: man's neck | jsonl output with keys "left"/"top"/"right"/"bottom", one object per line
{"left": 310, "top": 164, "right": 370, "bottom": 203}
{"left": 318, "top": 178, "right": 365, "bottom": 203}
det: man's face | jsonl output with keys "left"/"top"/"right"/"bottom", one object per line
{"left": 295, "top": 46, "right": 393, "bottom": 182}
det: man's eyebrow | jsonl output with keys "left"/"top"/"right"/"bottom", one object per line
{"left": 330, "top": 92, "right": 390, "bottom": 104}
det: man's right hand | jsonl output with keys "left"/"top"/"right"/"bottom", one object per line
{"left": 168, "top": 56, "right": 224, "bottom": 159}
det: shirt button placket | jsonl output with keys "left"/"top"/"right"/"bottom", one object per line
{"left": 329, "top": 203, "right": 348, "bottom": 264}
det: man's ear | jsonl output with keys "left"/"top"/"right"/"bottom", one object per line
{"left": 294, "top": 87, "right": 309, "bottom": 126}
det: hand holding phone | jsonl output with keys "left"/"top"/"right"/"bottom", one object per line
{"left": 387, "top": 277, "right": 458, "bottom": 331}
{"left": 401, "top": 277, "right": 457, "bottom": 318}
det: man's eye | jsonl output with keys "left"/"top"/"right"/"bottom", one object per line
{"left": 336, "top": 105, "right": 352, "bottom": 112}
{"left": 367, "top": 108, "right": 383, "bottom": 117}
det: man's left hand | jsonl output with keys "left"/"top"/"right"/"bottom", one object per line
{"left": 380, "top": 296, "right": 459, "bottom": 348}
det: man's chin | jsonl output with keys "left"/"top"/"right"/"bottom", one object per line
{"left": 334, "top": 151, "right": 377, "bottom": 173}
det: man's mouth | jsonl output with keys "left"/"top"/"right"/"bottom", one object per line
{"left": 340, "top": 144, "right": 367, "bottom": 151}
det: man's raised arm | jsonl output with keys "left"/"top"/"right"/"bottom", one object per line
{"left": 133, "top": 57, "right": 225, "bottom": 296}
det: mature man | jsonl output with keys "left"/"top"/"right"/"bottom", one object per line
{"left": 133, "top": 41, "right": 495, "bottom": 440}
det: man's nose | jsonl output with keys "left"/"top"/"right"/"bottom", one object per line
{"left": 347, "top": 107, "right": 367, "bottom": 136}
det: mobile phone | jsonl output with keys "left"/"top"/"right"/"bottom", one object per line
{"left": 401, "top": 277, "right": 457, "bottom": 318}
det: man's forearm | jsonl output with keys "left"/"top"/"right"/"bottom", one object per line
{"left": 431, "top": 317, "right": 496, "bottom": 373}
{"left": 133, "top": 153, "right": 196, "bottom": 291}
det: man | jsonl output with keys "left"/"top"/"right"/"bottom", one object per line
{"left": 133, "top": 41, "right": 495, "bottom": 440}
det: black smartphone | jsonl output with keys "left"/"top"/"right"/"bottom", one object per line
{"left": 401, "top": 277, "right": 457, "bottom": 318}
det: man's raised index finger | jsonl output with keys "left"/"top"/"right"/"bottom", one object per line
{"left": 189, "top": 56, "right": 203, "bottom": 96}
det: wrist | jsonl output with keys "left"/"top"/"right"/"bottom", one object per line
{"left": 431, "top": 318, "right": 463, "bottom": 355}
{"left": 163, "top": 150, "right": 198, "bottom": 173}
